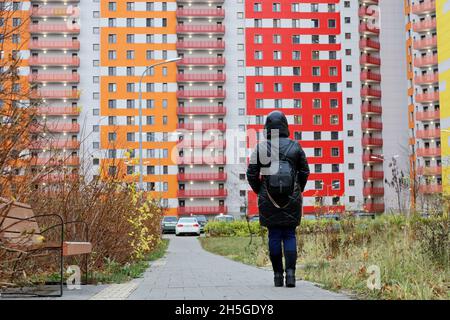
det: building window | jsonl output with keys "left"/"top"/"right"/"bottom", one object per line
{"left": 331, "top": 148, "right": 340, "bottom": 157}
{"left": 127, "top": 132, "right": 135, "bottom": 142}
{"left": 313, "top": 115, "right": 322, "bottom": 125}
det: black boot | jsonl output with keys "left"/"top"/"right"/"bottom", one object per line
{"left": 284, "top": 251, "right": 297, "bottom": 288}
{"left": 269, "top": 254, "right": 284, "bottom": 287}
{"left": 274, "top": 272, "right": 284, "bottom": 287}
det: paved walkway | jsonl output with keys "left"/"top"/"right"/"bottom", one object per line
{"left": 127, "top": 235, "right": 349, "bottom": 300}
{"left": 2, "top": 235, "right": 349, "bottom": 300}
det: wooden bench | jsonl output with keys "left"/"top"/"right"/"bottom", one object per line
{"left": 0, "top": 198, "right": 92, "bottom": 297}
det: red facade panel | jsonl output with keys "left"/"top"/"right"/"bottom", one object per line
{"left": 245, "top": 0, "right": 344, "bottom": 216}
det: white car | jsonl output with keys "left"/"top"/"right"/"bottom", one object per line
{"left": 175, "top": 217, "right": 201, "bottom": 236}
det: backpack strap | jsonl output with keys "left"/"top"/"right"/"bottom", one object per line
{"left": 266, "top": 186, "right": 292, "bottom": 209}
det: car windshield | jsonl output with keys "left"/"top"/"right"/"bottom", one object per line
{"left": 178, "top": 218, "right": 197, "bottom": 223}
{"left": 194, "top": 216, "right": 206, "bottom": 222}
{"left": 163, "top": 217, "right": 178, "bottom": 222}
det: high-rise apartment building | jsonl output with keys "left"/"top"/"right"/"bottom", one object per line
{"left": 0, "top": 0, "right": 445, "bottom": 217}
{"left": 405, "top": 0, "right": 449, "bottom": 209}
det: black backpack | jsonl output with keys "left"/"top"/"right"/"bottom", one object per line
{"left": 266, "top": 141, "right": 297, "bottom": 198}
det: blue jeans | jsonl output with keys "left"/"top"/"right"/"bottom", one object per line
{"left": 268, "top": 227, "right": 297, "bottom": 256}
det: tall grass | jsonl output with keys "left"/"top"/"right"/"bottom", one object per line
{"left": 201, "top": 215, "right": 449, "bottom": 300}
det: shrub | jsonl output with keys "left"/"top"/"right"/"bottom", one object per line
{"left": 204, "top": 221, "right": 265, "bottom": 237}
{"left": 0, "top": 178, "right": 165, "bottom": 286}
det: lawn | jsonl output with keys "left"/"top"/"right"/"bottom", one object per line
{"left": 199, "top": 236, "right": 269, "bottom": 267}
{"left": 199, "top": 218, "right": 449, "bottom": 300}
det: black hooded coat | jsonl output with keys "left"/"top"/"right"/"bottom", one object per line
{"left": 246, "top": 111, "right": 310, "bottom": 228}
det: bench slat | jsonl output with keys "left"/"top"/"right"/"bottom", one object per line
{"left": 63, "top": 242, "right": 92, "bottom": 256}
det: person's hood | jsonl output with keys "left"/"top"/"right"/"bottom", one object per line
{"left": 264, "top": 111, "right": 290, "bottom": 138}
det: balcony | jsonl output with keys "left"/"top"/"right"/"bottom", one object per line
{"left": 414, "top": 73, "right": 439, "bottom": 85}
{"left": 359, "top": 22, "right": 380, "bottom": 35}
{"left": 31, "top": 122, "right": 80, "bottom": 133}
{"left": 177, "top": 106, "right": 226, "bottom": 115}
{"left": 178, "top": 139, "right": 226, "bottom": 149}
{"left": 178, "top": 206, "right": 227, "bottom": 216}
{"left": 30, "top": 156, "right": 80, "bottom": 166}
{"left": 177, "top": 156, "right": 226, "bottom": 165}
{"left": 363, "top": 171, "right": 384, "bottom": 180}
{"left": 178, "top": 57, "right": 225, "bottom": 66}
{"left": 30, "top": 7, "right": 79, "bottom": 17}
{"left": 361, "top": 103, "right": 382, "bottom": 114}
{"left": 411, "top": 0, "right": 436, "bottom": 15}
{"left": 39, "top": 174, "right": 79, "bottom": 184}
{"left": 177, "top": 122, "right": 226, "bottom": 131}
{"left": 362, "top": 137, "right": 383, "bottom": 147}
{"left": 31, "top": 89, "right": 80, "bottom": 99}
{"left": 363, "top": 203, "right": 385, "bottom": 213}
{"left": 361, "top": 71, "right": 381, "bottom": 82}
{"left": 29, "top": 73, "right": 80, "bottom": 83}
{"left": 30, "top": 140, "right": 80, "bottom": 150}
{"left": 28, "top": 56, "right": 80, "bottom": 66}
{"left": 416, "top": 110, "right": 440, "bottom": 121}
{"left": 416, "top": 129, "right": 441, "bottom": 139}
{"left": 360, "top": 54, "right": 381, "bottom": 66}
{"left": 359, "top": 6, "right": 379, "bottom": 18}
{"left": 177, "top": 0, "right": 225, "bottom": 2}
{"left": 177, "top": 173, "right": 227, "bottom": 181}
{"left": 412, "top": 18, "right": 437, "bottom": 32}
{"left": 415, "top": 91, "right": 440, "bottom": 103}
{"left": 37, "top": 106, "right": 80, "bottom": 116}
{"left": 361, "top": 120, "right": 383, "bottom": 131}
{"left": 176, "top": 40, "right": 225, "bottom": 50}
{"left": 176, "top": 8, "right": 225, "bottom": 18}
{"left": 417, "top": 166, "right": 442, "bottom": 176}
{"left": 363, "top": 187, "right": 385, "bottom": 197}
{"left": 419, "top": 184, "right": 442, "bottom": 194}
{"left": 361, "top": 87, "right": 382, "bottom": 98}
{"left": 417, "top": 147, "right": 441, "bottom": 157}
{"left": 29, "top": 23, "right": 80, "bottom": 33}
{"left": 177, "top": 89, "right": 226, "bottom": 99}
{"left": 29, "top": 40, "right": 80, "bottom": 50}
{"left": 177, "top": 73, "right": 226, "bottom": 82}
{"left": 362, "top": 153, "right": 384, "bottom": 163}
{"left": 413, "top": 36, "right": 437, "bottom": 50}
{"left": 176, "top": 25, "right": 225, "bottom": 33}
{"left": 414, "top": 54, "right": 438, "bottom": 68}
{"left": 177, "top": 189, "right": 228, "bottom": 198}
{"left": 359, "top": 38, "right": 380, "bottom": 51}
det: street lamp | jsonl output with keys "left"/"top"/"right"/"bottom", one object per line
{"left": 138, "top": 57, "right": 182, "bottom": 191}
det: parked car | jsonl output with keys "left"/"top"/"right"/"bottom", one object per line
{"left": 161, "top": 216, "right": 178, "bottom": 234}
{"left": 249, "top": 215, "right": 259, "bottom": 223}
{"left": 175, "top": 217, "right": 201, "bottom": 236}
{"left": 352, "top": 211, "right": 376, "bottom": 219}
{"left": 302, "top": 215, "right": 317, "bottom": 221}
{"left": 192, "top": 215, "right": 207, "bottom": 233}
{"left": 214, "top": 214, "right": 235, "bottom": 222}
{"left": 319, "top": 214, "right": 341, "bottom": 221}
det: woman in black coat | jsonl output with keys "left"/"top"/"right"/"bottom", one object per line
{"left": 247, "top": 111, "right": 310, "bottom": 287}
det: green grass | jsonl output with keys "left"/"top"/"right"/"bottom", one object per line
{"left": 199, "top": 236, "right": 270, "bottom": 267}
{"left": 200, "top": 230, "right": 449, "bottom": 300}
{"left": 91, "top": 238, "right": 169, "bottom": 284}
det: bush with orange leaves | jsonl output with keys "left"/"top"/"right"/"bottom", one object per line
{"left": 0, "top": 175, "right": 165, "bottom": 286}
